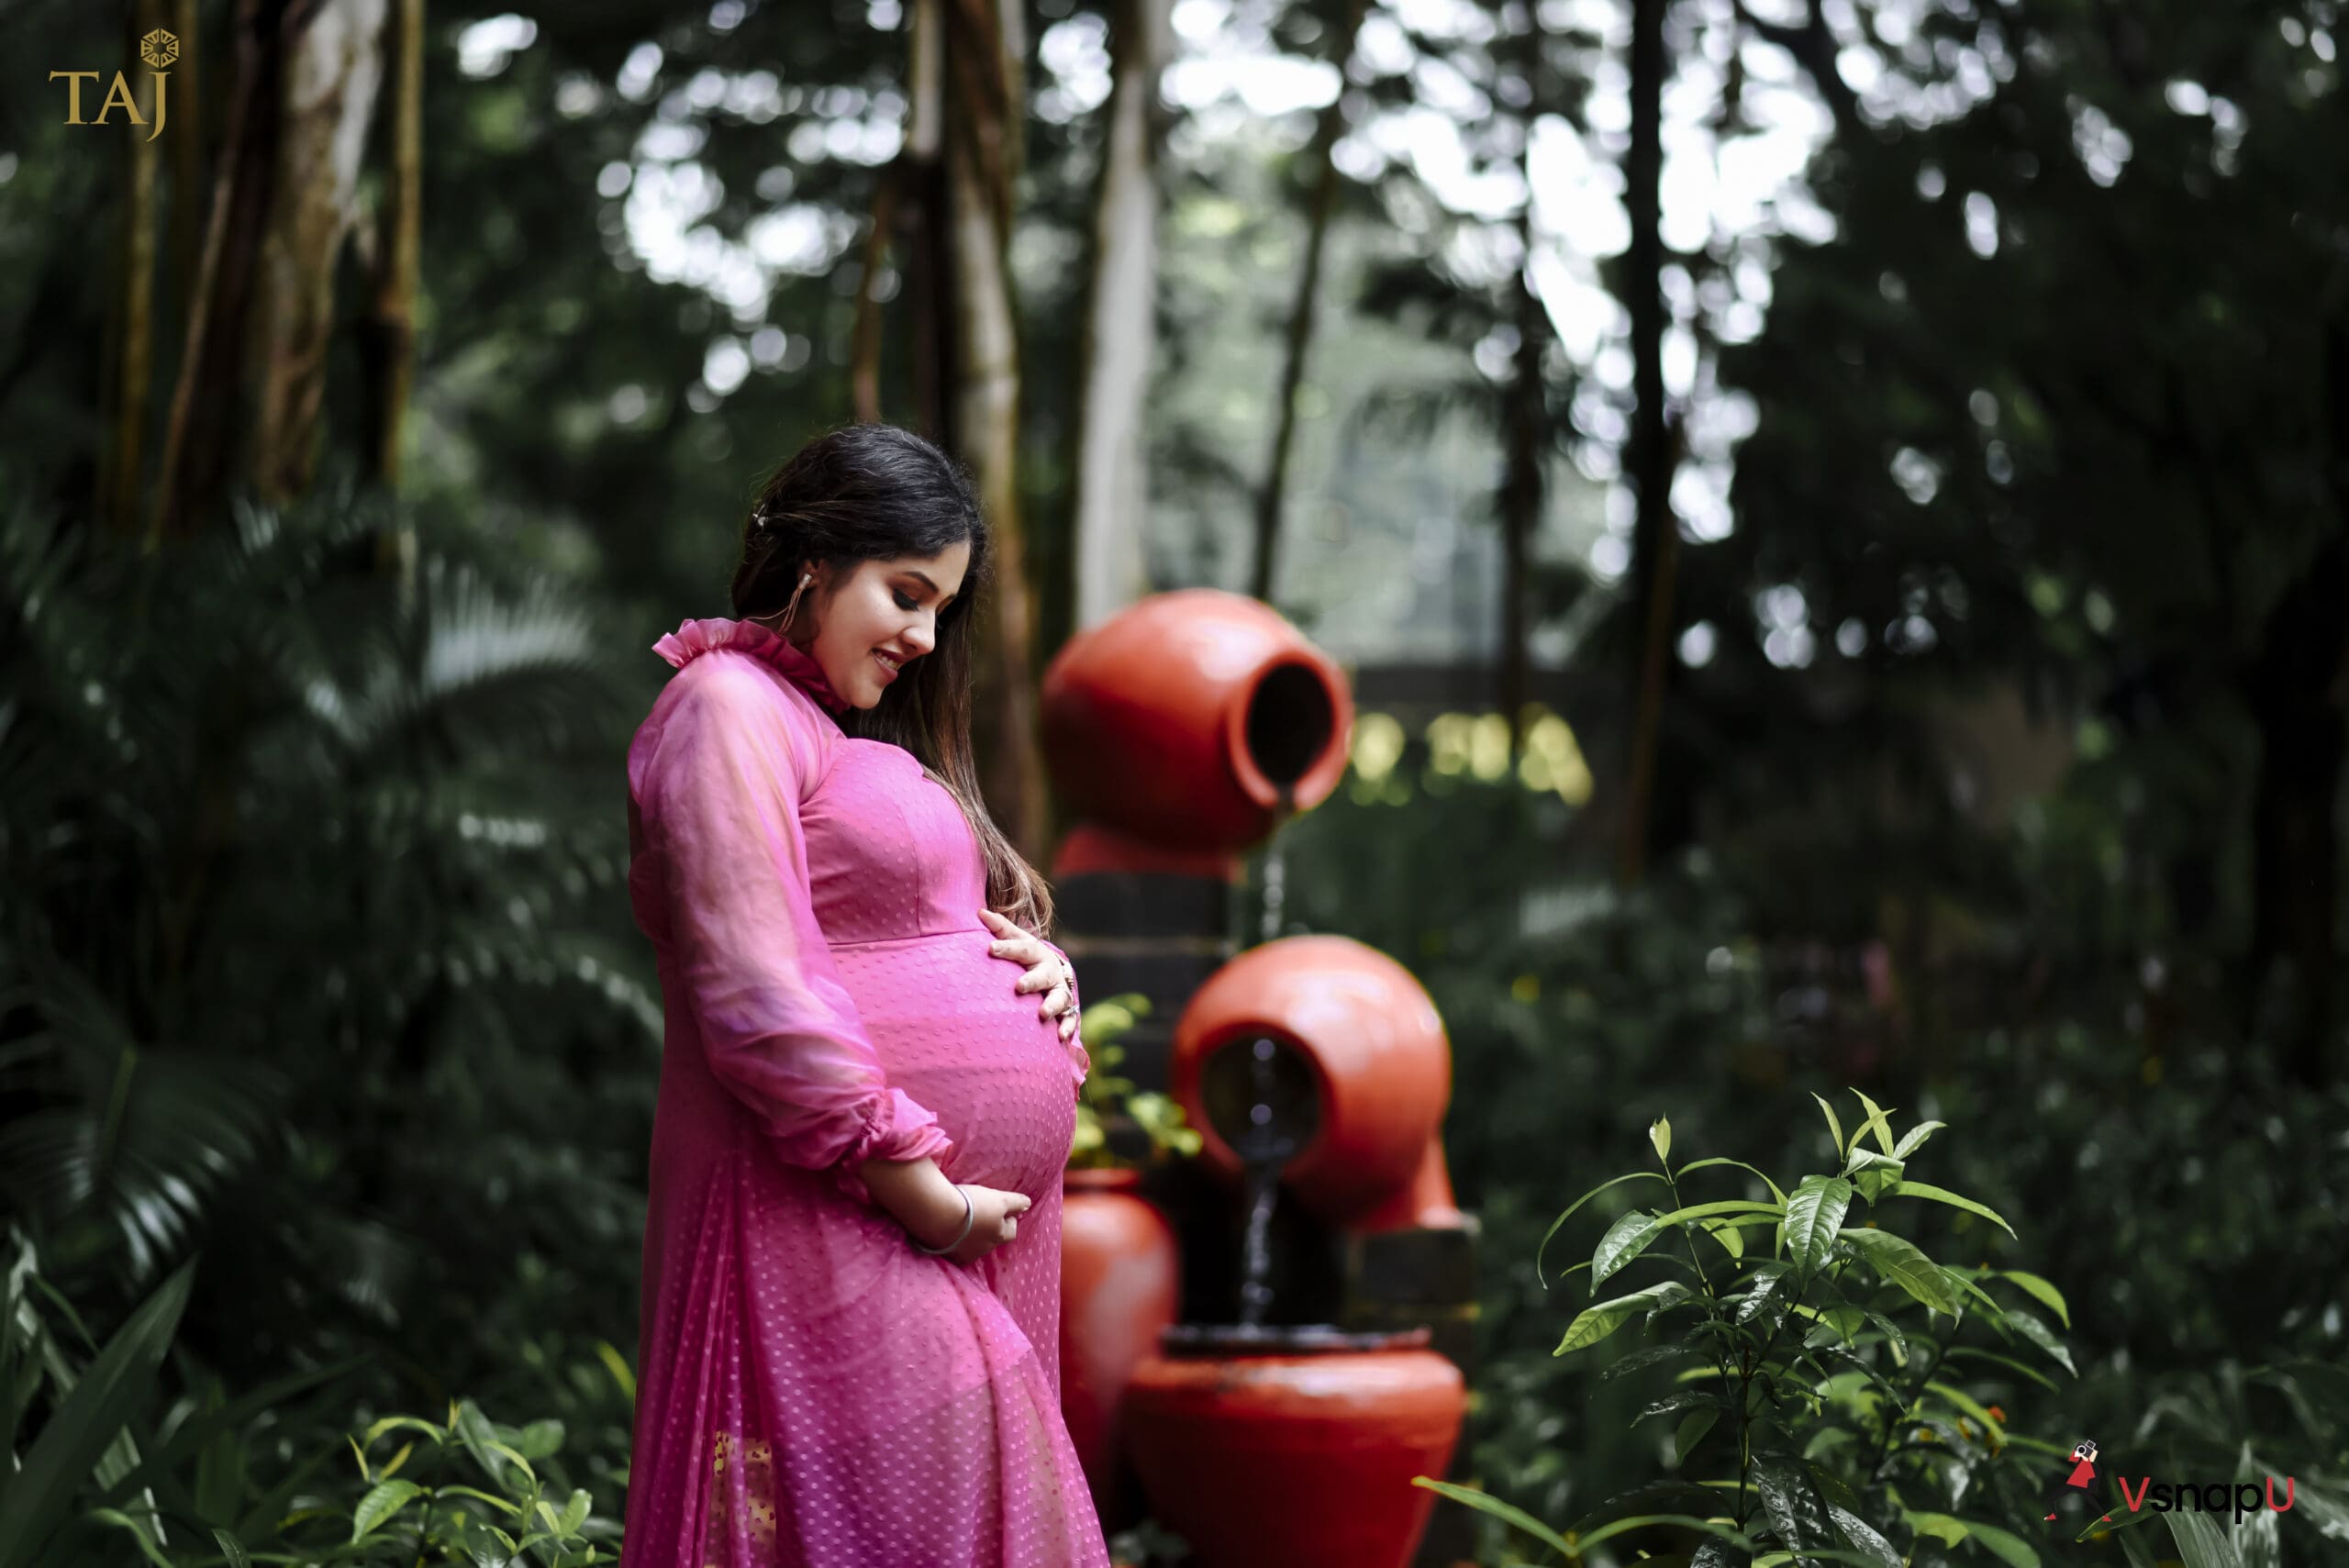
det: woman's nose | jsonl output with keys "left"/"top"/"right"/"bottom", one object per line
{"left": 905, "top": 617, "right": 936, "bottom": 655}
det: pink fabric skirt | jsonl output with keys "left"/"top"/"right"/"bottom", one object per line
{"left": 618, "top": 932, "right": 1110, "bottom": 1568}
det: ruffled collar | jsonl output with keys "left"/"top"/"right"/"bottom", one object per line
{"left": 651, "top": 616, "right": 851, "bottom": 715}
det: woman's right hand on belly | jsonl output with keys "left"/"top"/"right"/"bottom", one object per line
{"left": 860, "top": 1155, "right": 1032, "bottom": 1264}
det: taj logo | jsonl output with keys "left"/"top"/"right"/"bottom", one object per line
{"left": 49, "top": 28, "right": 177, "bottom": 141}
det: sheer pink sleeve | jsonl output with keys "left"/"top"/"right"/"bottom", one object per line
{"left": 631, "top": 655, "right": 954, "bottom": 1204}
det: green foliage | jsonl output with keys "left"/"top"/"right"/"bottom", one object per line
{"left": 1423, "top": 1092, "right": 2078, "bottom": 1565}
{"left": 1068, "top": 993, "right": 1204, "bottom": 1170}
{"left": 5, "top": 1229, "right": 618, "bottom": 1565}
{"left": 0, "top": 478, "right": 650, "bottom": 1499}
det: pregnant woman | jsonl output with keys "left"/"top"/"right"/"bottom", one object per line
{"left": 617, "top": 424, "right": 1111, "bottom": 1566}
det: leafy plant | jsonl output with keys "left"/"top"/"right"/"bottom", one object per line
{"left": 1067, "top": 994, "right": 1203, "bottom": 1170}
{"left": 1419, "top": 1091, "right": 2078, "bottom": 1567}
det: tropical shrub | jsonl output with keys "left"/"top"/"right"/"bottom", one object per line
{"left": 1419, "top": 1092, "right": 2080, "bottom": 1567}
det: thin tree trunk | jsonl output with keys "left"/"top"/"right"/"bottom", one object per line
{"left": 1497, "top": 10, "right": 1547, "bottom": 757}
{"left": 2243, "top": 323, "right": 2349, "bottom": 1090}
{"left": 107, "top": 0, "right": 167, "bottom": 538}
{"left": 249, "top": 0, "right": 388, "bottom": 503}
{"left": 1248, "top": 0, "right": 1365, "bottom": 607}
{"left": 153, "top": 0, "right": 294, "bottom": 539}
{"left": 849, "top": 162, "right": 900, "bottom": 425}
{"left": 365, "top": 0, "right": 421, "bottom": 487}
{"left": 169, "top": 0, "right": 204, "bottom": 323}
{"left": 1069, "top": 0, "right": 1169, "bottom": 634}
{"left": 942, "top": 0, "right": 1046, "bottom": 858}
{"left": 1617, "top": 0, "right": 1677, "bottom": 890}
{"left": 904, "top": 0, "right": 949, "bottom": 441}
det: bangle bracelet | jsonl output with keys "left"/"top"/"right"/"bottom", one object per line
{"left": 911, "top": 1184, "right": 974, "bottom": 1256}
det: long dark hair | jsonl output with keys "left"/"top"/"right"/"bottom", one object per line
{"left": 729, "top": 423, "right": 1055, "bottom": 936}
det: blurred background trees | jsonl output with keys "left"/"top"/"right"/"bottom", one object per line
{"left": 2, "top": 0, "right": 2344, "bottom": 1560}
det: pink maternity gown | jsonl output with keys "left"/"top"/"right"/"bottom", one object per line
{"left": 617, "top": 617, "right": 1111, "bottom": 1568}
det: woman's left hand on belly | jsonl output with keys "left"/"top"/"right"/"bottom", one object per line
{"left": 976, "top": 908, "right": 1079, "bottom": 1042}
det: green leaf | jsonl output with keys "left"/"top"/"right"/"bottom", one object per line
{"left": 1941, "top": 1346, "right": 2059, "bottom": 1393}
{"left": 1785, "top": 1176, "right": 1854, "bottom": 1275}
{"left": 1812, "top": 1094, "right": 1845, "bottom": 1156}
{"left": 364, "top": 1414, "right": 451, "bottom": 1450}
{"left": 2003, "top": 1306, "right": 2077, "bottom": 1377}
{"left": 1735, "top": 1262, "right": 1794, "bottom": 1325}
{"left": 453, "top": 1400, "right": 509, "bottom": 1487}
{"left": 1651, "top": 1117, "right": 1672, "bottom": 1163}
{"left": 1842, "top": 1150, "right": 1907, "bottom": 1204}
{"left": 1594, "top": 1210, "right": 1666, "bottom": 1289}
{"left": 484, "top": 1440, "right": 537, "bottom": 1484}
{"left": 1653, "top": 1200, "right": 1788, "bottom": 1225}
{"left": 1411, "top": 1478, "right": 1578, "bottom": 1557}
{"left": 1859, "top": 1309, "right": 1909, "bottom": 1367}
{"left": 1702, "top": 1218, "right": 1745, "bottom": 1261}
{"left": 1891, "top": 1120, "right": 1946, "bottom": 1160}
{"left": 0, "top": 1260, "right": 194, "bottom": 1568}
{"left": 85, "top": 1509, "right": 175, "bottom": 1568}
{"left": 1828, "top": 1506, "right": 1904, "bottom": 1568}
{"left": 1598, "top": 1345, "right": 1702, "bottom": 1381}
{"left": 213, "top": 1529, "right": 253, "bottom": 1568}
{"left": 1850, "top": 1091, "right": 1898, "bottom": 1155}
{"left": 1841, "top": 1229, "right": 1961, "bottom": 1317}
{"left": 1889, "top": 1181, "right": 2016, "bottom": 1238}
{"left": 514, "top": 1418, "right": 566, "bottom": 1461}
{"left": 1556, "top": 1281, "right": 1693, "bottom": 1355}
{"left": 1754, "top": 1456, "right": 1833, "bottom": 1552}
{"left": 2160, "top": 1508, "right": 2245, "bottom": 1568}
{"left": 351, "top": 1477, "right": 424, "bottom": 1541}
{"left": 1538, "top": 1172, "right": 1668, "bottom": 1284}
{"left": 1903, "top": 1509, "right": 1969, "bottom": 1546}
{"left": 1575, "top": 1513, "right": 1754, "bottom": 1553}
{"left": 461, "top": 1518, "right": 516, "bottom": 1567}
{"left": 555, "top": 1487, "right": 591, "bottom": 1535}
{"left": 1963, "top": 1518, "right": 2042, "bottom": 1568}
{"left": 1922, "top": 1381, "right": 2005, "bottom": 1437}
{"left": 1675, "top": 1157, "right": 1789, "bottom": 1206}
{"left": 1676, "top": 1408, "right": 1720, "bottom": 1463}
{"left": 1997, "top": 1270, "right": 2071, "bottom": 1329}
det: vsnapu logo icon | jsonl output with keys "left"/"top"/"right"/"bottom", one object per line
{"left": 50, "top": 28, "right": 177, "bottom": 141}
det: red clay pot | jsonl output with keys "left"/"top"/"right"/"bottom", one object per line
{"left": 1169, "top": 936, "right": 1462, "bottom": 1232}
{"left": 1122, "top": 1344, "right": 1466, "bottom": 1568}
{"left": 1059, "top": 1167, "right": 1180, "bottom": 1526}
{"left": 1040, "top": 589, "right": 1353, "bottom": 854}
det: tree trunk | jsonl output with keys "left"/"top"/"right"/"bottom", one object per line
{"left": 2243, "top": 323, "right": 2349, "bottom": 1089}
{"left": 1497, "top": 11, "right": 1547, "bottom": 757}
{"left": 903, "top": 0, "right": 950, "bottom": 444}
{"left": 154, "top": 0, "right": 293, "bottom": 539}
{"left": 106, "top": 0, "right": 167, "bottom": 538}
{"left": 1069, "top": 0, "right": 1170, "bottom": 634}
{"left": 1248, "top": 0, "right": 1365, "bottom": 606}
{"left": 249, "top": 0, "right": 388, "bottom": 504}
{"left": 169, "top": 0, "right": 205, "bottom": 324}
{"left": 1616, "top": 0, "right": 1677, "bottom": 890}
{"left": 941, "top": 0, "right": 1047, "bottom": 858}
{"left": 362, "top": 0, "right": 421, "bottom": 488}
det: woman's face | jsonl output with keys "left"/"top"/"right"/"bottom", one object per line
{"left": 804, "top": 541, "right": 972, "bottom": 708}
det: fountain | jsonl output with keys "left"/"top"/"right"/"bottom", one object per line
{"left": 1041, "top": 592, "right": 1478, "bottom": 1568}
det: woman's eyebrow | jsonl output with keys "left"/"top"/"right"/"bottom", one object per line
{"left": 903, "top": 570, "right": 955, "bottom": 601}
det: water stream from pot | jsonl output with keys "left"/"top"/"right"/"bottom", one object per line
{"left": 1234, "top": 785, "right": 1298, "bottom": 1329}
